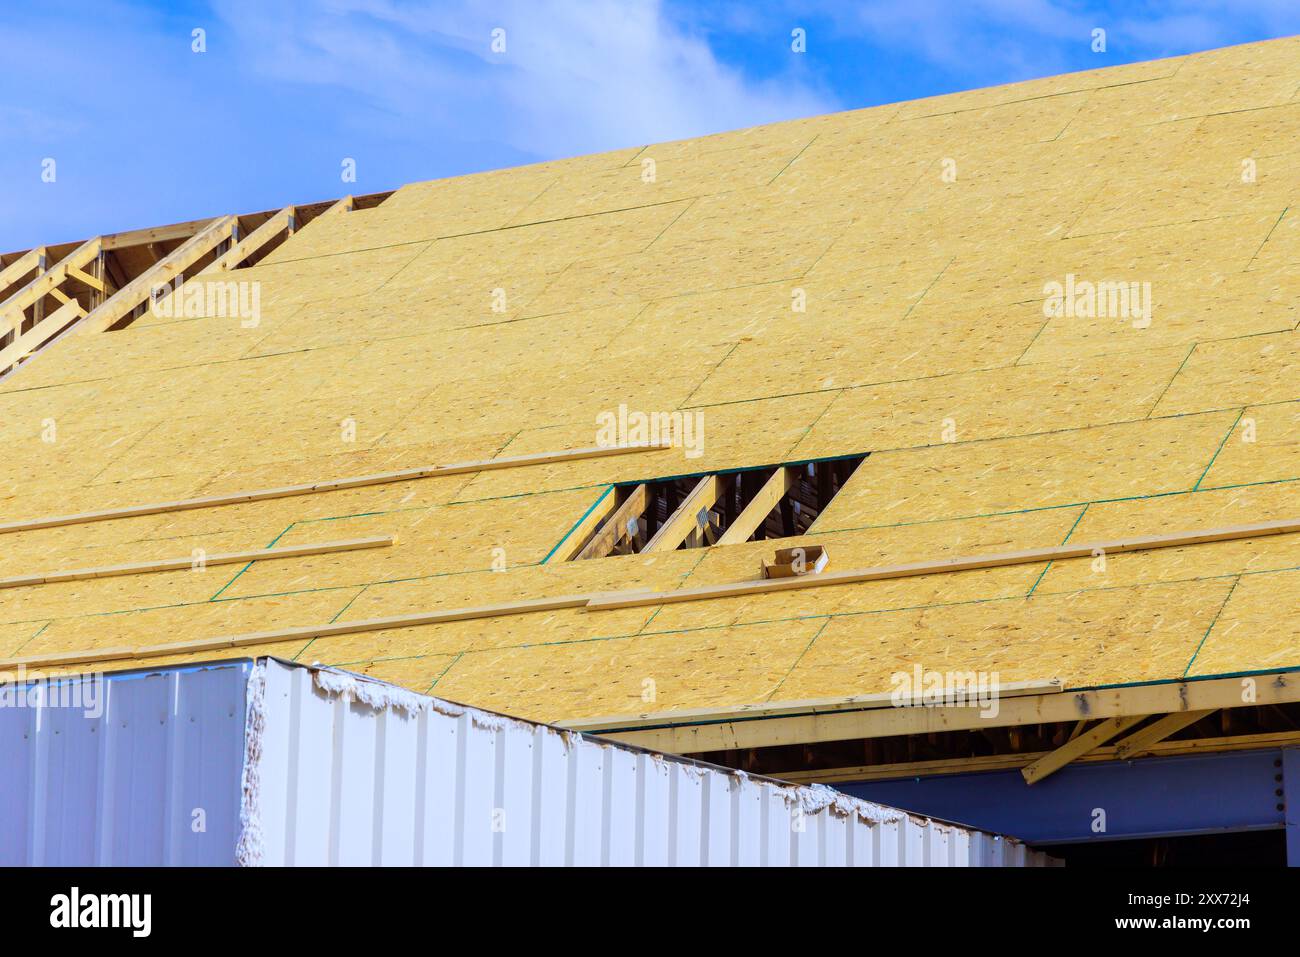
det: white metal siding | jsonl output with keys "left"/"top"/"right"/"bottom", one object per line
{"left": 249, "top": 660, "right": 1056, "bottom": 867}
{"left": 0, "top": 658, "right": 1057, "bottom": 866}
{"left": 0, "top": 661, "right": 249, "bottom": 866}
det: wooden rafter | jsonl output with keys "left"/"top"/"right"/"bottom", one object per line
{"left": 78, "top": 215, "right": 238, "bottom": 334}
{"left": 576, "top": 484, "right": 650, "bottom": 560}
{"left": 0, "top": 237, "right": 101, "bottom": 339}
{"left": 1112, "top": 709, "right": 1216, "bottom": 760}
{"left": 100, "top": 217, "right": 215, "bottom": 251}
{"left": 201, "top": 206, "right": 297, "bottom": 274}
{"left": 1020, "top": 715, "right": 1147, "bottom": 784}
{"left": 0, "top": 246, "right": 47, "bottom": 297}
{"left": 551, "top": 487, "right": 619, "bottom": 562}
{"left": 0, "top": 300, "right": 83, "bottom": 375}
{"left": 644, "top": 474, "right": 724, "bottom": 552}
{"left": 317, "top": 194, "right": 355, "bottom": 219}
{"left": 563, "top": 679, "right": 1064, "bottom": 732}
{"left": 716, "top": 468, "right": 793, "bottom": 546}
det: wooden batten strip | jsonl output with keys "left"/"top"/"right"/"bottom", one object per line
{"left": 7, "top": 515, "right": 1291, "bottom": 678}
{"left": 584, "top": 516, "right": 1300, "bottom": 612}
{"left": 0, "top": 594, "right": 589, "bottom": 671}
{"left": 0, "top": 443, "right": 668, "bottom": 536}
{"left": 0, "top": 535, "right": 393, "bottom": 590}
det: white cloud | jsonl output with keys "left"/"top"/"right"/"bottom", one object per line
{"left": 211, "top": 0, "right": 836, "bottom": 161}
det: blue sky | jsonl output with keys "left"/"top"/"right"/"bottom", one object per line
{"left": 2, "top": 1, "right": 1298, "bottom": 251}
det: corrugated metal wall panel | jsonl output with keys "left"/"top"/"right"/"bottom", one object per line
{"left": 0, "top": 658, "right": 1058, "bottom": 866}
{"left": 249, "top": 659, "right": 1057, "bottom": 867}
{"left": 0, "top": 661, "right": 249, "bottom": 866}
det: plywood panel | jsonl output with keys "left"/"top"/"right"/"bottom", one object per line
{"left": 1185, "top": 567, "right": 1300, "bottom": 677}
{"left": 816, "top": 411, "right": 1238, "bottom": 529}
{"left": 0, "top": 37, "right": 1295, "bottom": 711}
{"left": 775, "top": 578, "right": 1234, "bottom": 702}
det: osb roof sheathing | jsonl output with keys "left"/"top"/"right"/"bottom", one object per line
{"left": 2, "top": 36, "right": 1298, "bottom": 725}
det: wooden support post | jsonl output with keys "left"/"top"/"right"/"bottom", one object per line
{"left": 816, "top": 460, "right": 834, "bottom": 512}
{"left": 779, "top": 489, "right": 796, "bottom": 537}
{"left": 740, "top": 470, "right": 768, "bottom": 540}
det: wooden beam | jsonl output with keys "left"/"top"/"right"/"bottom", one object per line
{"left": 201, "top": 206, "right": 296, "bottom": 273}
{"left": 0, "top": 593, "right": 593, "bottom": 671}
{"left": 0, "top": 247, "right": 46, "bottom": 296}
{"left": 1020, "top": 715, "right": 1147, "bottom": 784}
{"left": 0, "top": 300, "right": 83, "bottom": 375}
{"left": 316, "top": 195, "right": 354, "bottom": 219}
{"left": 0, "top": 443, "right": 667, "bottom": 536}
{"left": 100, "top": 217, "right": 215, "bottom": 251}
{"left": 643, "top": 474, "right": 723, "bottom": 552}
{"left": 716, "top": 468, "right": 793, "bottom": 546}
{"left": 575, "top": 484, "right": 650, "bottom": 560}
{"left": 65, "top": 264, "right": 107, "bottom": 293}
{"left": 47, "top": 287, "right": 76, "bottom": 308}
{"left": 584, "top": 671, "right": 1300, "bottom": 752}
{"left": 560, "top": 679, "right": 1065, "bottom": 732}
{"left": 1112, "top": 709, "right": 1215, "bottom": 760}
{"left": 78, "top": 215, "right": 238, "bottom": 333}
{"left": 585, "top": 516, "right": 1300, "bottom": 612}
{"left": 776, "top": 730, "right": 1300, "bottom": 785}
{"left": 0, "top": 535, "right": 393, "bottom": 590}
{"left": 548, "top": 486, "right": 619, "bottom": 562}
{"left": 0, "top": 237, "right": 101, "bottom": 338}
